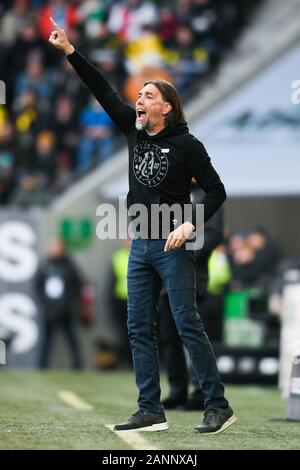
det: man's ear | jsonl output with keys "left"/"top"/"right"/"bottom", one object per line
{"left": 162, "top": 102, "right": 172, "bottom": 116}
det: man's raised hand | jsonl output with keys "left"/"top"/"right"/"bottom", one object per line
{"left": 48, "top": 17, "right": 74, "bottom": 55}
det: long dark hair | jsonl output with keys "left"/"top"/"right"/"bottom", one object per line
{"left": 144, "top": 79, "right": 186, "bottom": 126}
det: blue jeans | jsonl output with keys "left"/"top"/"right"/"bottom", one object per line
{"left": 127, "top": 238, "right": 228, "bottom": 414}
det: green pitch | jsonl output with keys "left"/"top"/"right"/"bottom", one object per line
{"left": 0, "top": 370, "right": 299, "bottom": 450}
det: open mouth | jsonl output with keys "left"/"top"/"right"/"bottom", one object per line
{"left": 137, "top": 109, "right": 146, "bottom": 119}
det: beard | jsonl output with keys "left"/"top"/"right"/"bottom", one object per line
{"left": 135, "top": 118, "right": 148, "bottom": 131}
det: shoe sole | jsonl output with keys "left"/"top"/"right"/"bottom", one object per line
{"left": 195, "top": 415, "right": 237, "bottom": 435}
{"left": 115, "top": 422, "right": 169, "bottom": 432}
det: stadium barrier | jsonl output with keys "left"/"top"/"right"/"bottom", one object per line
{"left": 287, "top": 347, "right": 300, "bottom": 420}
{"left": 0, "top": 208, "right": 45, "bottom": 367}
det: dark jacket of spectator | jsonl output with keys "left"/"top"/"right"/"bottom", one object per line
{"left": 35, "top": 253, "right": 82, "bottom": 318}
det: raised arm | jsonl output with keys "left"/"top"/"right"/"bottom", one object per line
{"left": 48, "top": 17, "right": 135, "bottom": 135}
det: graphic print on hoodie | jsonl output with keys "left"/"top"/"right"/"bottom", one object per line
{"left": 133, "top": 142, "right": 169, "bottom": 188}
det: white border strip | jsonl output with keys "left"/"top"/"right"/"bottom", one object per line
{"left": 58, "top": 390, "right": 94, "bottom": 411}
{"left": 106, "top": 424, "right": 159, "bottom": 450}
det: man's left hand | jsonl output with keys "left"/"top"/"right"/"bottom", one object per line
{"left": 164, "top": 221, "right": 195, "bottom": 251}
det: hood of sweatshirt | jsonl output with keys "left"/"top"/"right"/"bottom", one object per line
{"left": 140, "top": 122, "right": 189, "bottom": 141}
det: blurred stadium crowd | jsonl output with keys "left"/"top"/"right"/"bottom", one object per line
{"left": 0, "top": 0, "right": 261, "bottom": 206}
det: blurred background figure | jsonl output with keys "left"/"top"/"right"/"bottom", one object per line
{"left": 228, "top": 228, "right": 280, "bottom": 289}
{"left": 10, "top": 171, "right": 48, "bottom": 207}
{"left": 123, "top": 65, "right": 172, "bottom": 106}
{"left": 77, "top": 97, "right": 115, "bottom": 173}
{"left": 107, "top": 0, "right": 157, "bottom": 44}
{"left": 49, "top": 95, "right": 79, "bottom": 185}
{"left": 159, "top": 180, "right": 225, "bottom": 410}
{"left": 0, "top": 121, "right": 16, "bottom": 204}
{"left": 166, "top": 24, "right": 209, "bottom": 94}
{"left": 109, "top": 238, "right": 132, "bottom": 369}
{"left": 34, "top": 130, "right": 57, "bottom": 186}
{"left": 35, "top": 237, "right": 83, "bottom": 369}
{"left": 37, "top": 0, "right": 79, "bottom": 41}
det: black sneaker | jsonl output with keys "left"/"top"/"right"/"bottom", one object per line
{"left": 114, "top": 410, "right": 168, "bottom": 432}
{"left": 194, "top": 406, "right": 236, "bottom": 434}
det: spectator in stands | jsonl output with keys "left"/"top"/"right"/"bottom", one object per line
{"left": 124, "top": 24, "right": 166, "bottom": 75}
{"left": 0, "top": 121, "right": 17, "bottom": 162}
{"left": 0, "top": 0, "right": 30, "bottom": 47}
{"left": 10, "top": 171, "right": 48, "bottom": 207}
{"left": 175, "top": 0, "right": 193, "bottom": 26}
{"left": 0, "top": 122, "right": 17, "bottom": 204}
{"left": 189, "top": 0, "right": 223, "bottom": 68}
{"left": 51, "top": 95, "right": 79, "bottom": 169}
{"left": 3, "top": 17, "right": 55, "bottom": 104}
{"left": 77, "top": 0, "right": 108, "bottom": 41}
{"left": 35, "top": 236, "right": 83, "bottom": 369}
{"left": 107, "top": 0, "right": 157, "bottom": 43}
{"left": 12, "top": 89, "right": 40, "bottom": 171}
{"left": 0, "top": 106, "right": 8, "bottom": 137}
{"left": 214, "top": 0, "right": 239, "bottom": 49}
{"left": 157, "top": 6, "right": 182, "bottom": 48}
{"left": 95, "top": 49, "right": 126, "bottom": 95}
{"left": 34, "top": 130, "right": 57, "bottom": 185}
{"left": 53, "top": 57, "right": 89, "bottom": 108}
{"left": 77, "top": 96, "right": 115, "bottom": 173}
{"left": 38, "top": 0, "right": 79, "bottom": 41}
{"left": 65, "top": 23, "right": 90, "bottom": 57}
{"left": 228, "top": 228, "right": 280, "bottom": 287}
{"left": 123, "top": 66, "right": 172, "bottom": 105}
{"left": 166, "top": 24, "right": 209, "bottom": 93}
{"left": 246, "top": 227, "right": 280, "bottom": 277}
{"left": 15, "top": 56, "right": 53, "bottom": 104}
{"left": 84, "top": 21, "right": 127, "bottom": 98}
{"left": 190, "top": 0, "right": 218, "bottom": 44}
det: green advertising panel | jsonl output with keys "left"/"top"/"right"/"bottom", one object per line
{"left": 60, "top": 218, "right": 93, "bottom": 249}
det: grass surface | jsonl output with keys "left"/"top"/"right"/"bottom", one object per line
{"left": 0, "top": 370, "right": 299, "bottom": 450}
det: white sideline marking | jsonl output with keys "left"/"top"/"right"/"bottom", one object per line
{"left": 58, "top": 391, "right": 158, "bottom": 449}
{"left": 106, "top": 424, "right": 159, "bottom": 450}
{"left": 58, "top": 390, "right": 94, "bottom": 411}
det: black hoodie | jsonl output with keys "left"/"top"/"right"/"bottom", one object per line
{"left": 67, "top": 50, "right": 226, "bottom": 236}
